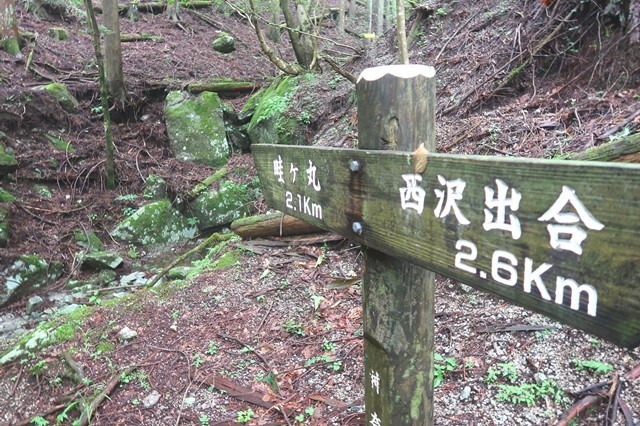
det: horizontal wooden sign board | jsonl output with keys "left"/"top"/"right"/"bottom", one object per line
{"left": 253, "top": 144, "right": 640, "bottom": 348}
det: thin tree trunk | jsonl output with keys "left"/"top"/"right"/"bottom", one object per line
{"left": 337, "top": 0, "right": 345, "bottom": 33}
{"left": 267, "top": 0, "right": 281, "bottom": 43}
{"left": 396, "top": 0, "right": 408, "bottom": 64}
{"left": 102, "top": 0, "right": 126, "bottom": 103}
{"left": 348, "top": 0, "right": 356, "bottom": 19}
{"left": 375, "top": 0, "right": 384, "bottom": 35}
{"left": 0, "top": 0, "right": 20, "bottom": 56}
{"left": 249, "top": 0, "right": 303, "bottom": 75}
{"left": 84, "top": 0, "right": 116, "bottom": 189}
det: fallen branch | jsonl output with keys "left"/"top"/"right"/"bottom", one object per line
{"left": 144, "top": 232, "right": 234, "bottom": 288}
{"left": 596, "top": 108, "right": 640, "bottom": 141}
{"left": 79, "top": 366, "right": 135, "bottom": 426}
{"left": 555, "top": 363, "right": 640, "bottom": 426}
{"left": 562, "top": 132, "right": 640, "bottom": 162}
{"left": 120, "top": 32, "right": 162, "bottom": 42}
{"left": 231, "top": 213, "right": 324, "bottom": 238}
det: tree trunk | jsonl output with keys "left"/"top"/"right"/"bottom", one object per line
{"left": 102, "top": 0, "right": 126, "bottom": 103}
{"left": 267, "top": 0, "right": 281, "bottom": 43}
{"left": 337, "top": 0, "right": 345, "bottom": 33}
{"left": 396, "top": 0, "right": 408, "bottom": 64}
{"left": 375, "top": 0, "right": 384, "bottom": 35}
{"left": 278, "top": 0, "right": 314, "bottom": 69}
{"left": 367, "top": 0, "right": 373, "bottom": 32}
{"left": 0, "top": 0, "right": 20, "bottom": 56}
{"left": 84, "top": 0, "right": 116, "bottom": 189}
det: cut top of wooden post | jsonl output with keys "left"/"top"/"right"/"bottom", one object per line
{"left": 357, "top": 64, "right": 436, "bottom": 82}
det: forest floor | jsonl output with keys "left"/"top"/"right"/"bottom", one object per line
{"left": 0, "top": 0, "right": 639, "bottom": 425}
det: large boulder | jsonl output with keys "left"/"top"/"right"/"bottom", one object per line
{"left": 0, "top": 255, "right": 64, "bottom": 307}
{"left": 111, "top": 199, "right": 197, "bottom": 250}
{"left": 189, "top": 181, "right": 255, "bottom": 230}
{"left": 245, "top": 76, "right": 300, "bottom": 145}
{"left": 164, "top": 91, "right": 230, "bottom": 167}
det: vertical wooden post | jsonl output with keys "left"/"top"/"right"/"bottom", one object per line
{"left": 357, "top": 65, "right": 436, "bottom": 425}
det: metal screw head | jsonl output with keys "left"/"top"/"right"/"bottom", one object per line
{"left": 348, "top": 160, "right": 360, "bottom": 172}
{"left": 352, "top": 221, "right": 363, "bottom": 235}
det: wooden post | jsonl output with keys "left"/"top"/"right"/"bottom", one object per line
{"left": 357, "top": 65, "right": 436, "bottom": 424}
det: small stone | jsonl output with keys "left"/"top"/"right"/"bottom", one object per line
{"left": 533, "top": 372, "right": 547, "bottom": 384}
{"left": 26, "top": 296, "right": 44, "bottom": 314}
{"left": 460, "top": 385, "right": 472, "bottom": 400}
{"left": 212, "top": 32, "right": 235, "bottom": 53}
{"left": 142, "top": 390, "right": 161, "bottom": 408}
{"left": 82, "top": 251, "right": 123, "bottom": 270}
{"left": 117, "top": 326, "right": 138, "bottom": 341}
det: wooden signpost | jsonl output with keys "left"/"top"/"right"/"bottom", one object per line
{"left": 252, "top": 65, "right": 640, "bottom": 425}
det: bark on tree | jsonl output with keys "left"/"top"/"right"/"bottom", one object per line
{"left": 337, "top": 0, "right": 345, "bottom": 33}
{"left": 0, "top": 0, "right": 20, "bottom": 56}
{"left": 348, "top": 0, "right": 356, "bottom": 18}
{"left": 396, "top": 0, "right": 408, "bottom": 64}
{"left": 374, "top": 0, "right": 384, "bottom": 35}
{"left": 248, "top": 0, "right": 303, "bottom": 75}
{"left": 84, "top": 0, "right": 117, "bottom": 189}
{"left": 266, "top": 0, "right": 281, "bottom": 43}
{"left": 277, "top": 0, "right": 314, "bottom": 69}
{"left": 102, "top": 0, "right": 126, "bottom": 103}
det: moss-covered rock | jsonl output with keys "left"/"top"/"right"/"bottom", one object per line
{"left": 111, "top": 199, "right": 197, "bottom": 250}
{"left": 74, "top": 229, "right": 104, "bottom": 251}
{"left": 35, "top": 82, "right": 79, "bottom": 112}
{"left": 0, "top": 208, "right": 9, "bottom": 247}
{"left": 143, "top": 174, "right": 167, "bottom": 200}
{"left": 0, "top": 187, "right": 16, "bottom": 202}
{"left": 189, "top": 181, "right": 255, "bottom": 230}
{"left": 0, "top": 145, "right": 18, "bottom": 176}
{"left": 0, "top": 255, "right": 64, "bottom": 307}
{"left": 47, "top": 27, "right": 69, "bottom": 41}
{"left": 82, "top": 251, "right": 124, "bottom": 270}
{"left": 164, "top": 91, "right": 230, "bottom": 167}
{"left": 212, "top": 32, "right": 236, "bottom": 54}
{"left": 246, "top": 76, "right": 300, "bottom": 145}
{"left": 46, "top": 134, "right": 75, "bottom": 152}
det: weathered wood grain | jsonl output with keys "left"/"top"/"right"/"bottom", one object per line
{"left": 252, "top": 144, "right": 640, "bottom": 348}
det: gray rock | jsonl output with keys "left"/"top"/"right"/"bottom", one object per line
{"left": 460, "top": 385, "right": 472, "bottom": 400}
{"left": 164, "top": 91, "right": 230, "bottom": 167}
{"left": 82, "top": 251, "right": 124, "bottom": 270}
{"left": 120, "top": 271, "right": 147, "bottom": 286}
{"left": 118, "top": 326, "right": 138, "bottom": 340}
{"left": 143, "top": 390, "right": 161, "bottom": 408}
{"left": 26, "top": 296, "right": 44, "bottom": 314}
{"left": 0, "top": 255, "right": 63, "bottom": 307}
{"left": 34, "top": 82, "right": 79, "bottom": 112}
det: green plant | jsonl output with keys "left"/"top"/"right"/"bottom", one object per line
{"left": 115, "top": 193, "right": 138, "bottom": 201}
{"left": 91, "top": 105, "right": 103, "bottom": 114}
{"left": 572, "top": 359, "right": 614, "bottom": 375}
{"left": 433, "top": 353, "right": 457, "bottom": 387}
{"left": 127, "top": 244, "right": 138, "bottom": 259}
{"left": 206, "top": 340, "right": 218, "bottom": 355}
{"left": 310, "top": 294, "right": 324, "bottom": 310}
{"left": 256, "top": 294, "right": 266, "bottom": 303}
{"left": 30, "top": 359, "right": 48, "bottom": 375}
{"left": 486, "top": 362, "right": 518, "bottom": 384}
{"left": 30, "top": 417, "right": 49, "bottom": 426}
{"left": 282, "top": 319, "right": 305, "bottom": 336}
{"left": 199, "top": 414, "right": 209, "bottom": 426}
{"left": 236, "top": 408, "right": 255, "bottom": 423}
{"left": 123, "top": 207, "right": 137, "bottom": 217}
{"left": 255, "top": 95, "right": 290, "bottom": 125}
{"left": 55, "top": 401, "right": 79, "bottom": 424}
{"left": 192, "top": 353, "right": 205, "bottom": 368}
{"left": 496, "top": 380, "right": 565, "bottom": 406}
{"left": 322, "top": 339, "right": 336, "bottom": 352}
{"left": 298, "top": 111, "right": 312, "bottom": 125}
